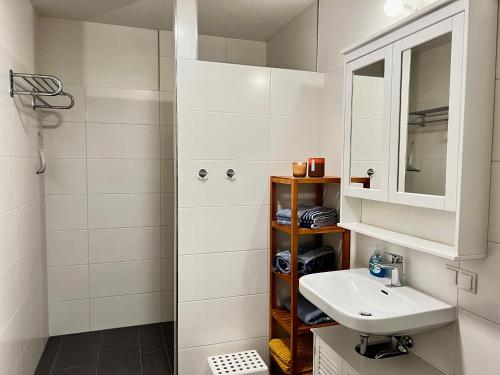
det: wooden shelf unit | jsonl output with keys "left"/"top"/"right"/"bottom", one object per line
{"left": 269, "top": 176, "right": 350, "bottom": 375}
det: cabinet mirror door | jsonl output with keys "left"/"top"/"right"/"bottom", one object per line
{"left": 344, "top": 46, "right": 392, "bottom": 201}
{"left": 390, "top": 17, "right": 462, "bottom": 210}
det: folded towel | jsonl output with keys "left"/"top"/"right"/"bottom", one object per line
{"left": 283, "top": 294, "right": 333, "bottom": 326}
{"left": 269, "top": 337, "right": 313, "bottom": 374}
{"left": 276, "top": 205, "right": 339, "bottom": 228}
{"left": 272, "top": 244, "right": 335, "bottom": 276}
{"left": 300, "top": 206, "right": 339, "bottom": 228}
{"left": 272, "top": 243, "right": 318, "bottom": 274}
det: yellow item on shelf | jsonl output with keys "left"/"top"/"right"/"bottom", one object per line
{"left": 269, "top": 338, "right": 292, "bottom": 374}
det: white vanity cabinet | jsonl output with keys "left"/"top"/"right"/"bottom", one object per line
{"left": 340, "top": 0, "right": 497, "bottom": 260}
{"left": 312, "top": 326, "right": 445, "bottom": 375}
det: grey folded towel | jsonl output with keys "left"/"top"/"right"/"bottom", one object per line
{"left": 283, "top": 294, "right": 333, "bottom": 326}
{"left": 276, "top": 205, "right": 338, "bottom": 228}
{"left": 272, "top": 244, "right": 335, "bottom": 276}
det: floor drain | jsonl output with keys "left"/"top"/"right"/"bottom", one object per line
{"left": 360, "top": 312, "right": 372, "bottom": 317}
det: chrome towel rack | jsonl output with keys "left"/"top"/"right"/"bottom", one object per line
{"left": 9, "top": 70, "right": 75, "bottom": 110}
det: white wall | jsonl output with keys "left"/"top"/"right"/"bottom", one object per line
{"left": 267, "top": 2, "right": 318, "bottom": 72}
{"left": 176, "top": 59, "right": 324, "bottom": 375}
{"left": 37, "top": 18, "right": 176, "bottom": 335}
{"left": 0, "top": 1, "right": 49, "bottom": 374}
{"left": 198, "top": 35, "right": 267, "bottom": 66}
{"left": 319, "top": 1, "right": 500, "bottom": 374}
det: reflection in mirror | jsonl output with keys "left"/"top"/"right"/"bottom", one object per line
{"left": 349, "top": 60, "right": 385, "bottom": 190}
{"left": 399, "top": 33, "right": 452, "bottom": 197}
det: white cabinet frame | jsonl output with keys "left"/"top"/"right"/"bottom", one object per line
{"left": 388, "top": 15, "right": 465, "bottom": 211}
{"left": 342, "top": 46, "right": 393, "bottom": 202}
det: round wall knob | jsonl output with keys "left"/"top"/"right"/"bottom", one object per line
{"left": 226, "top": 169, "right": 235, "bottom": 179}
{"left": 198, "top": 169, "right": 208, "bottom": 179}
{"left": 367, "top": 168, "right": 375, "bottom": 178}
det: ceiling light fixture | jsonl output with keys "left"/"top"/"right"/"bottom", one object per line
{"left": 384, "top": 0, "right": 405, "bottom": 17}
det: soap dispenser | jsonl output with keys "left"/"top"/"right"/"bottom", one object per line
{"left": 369, "top": 246, "right": 386, "bottom": 278}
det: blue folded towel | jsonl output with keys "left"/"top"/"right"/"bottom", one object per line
{"left": 283, "top": 294, "right": 333, "bottom": 326}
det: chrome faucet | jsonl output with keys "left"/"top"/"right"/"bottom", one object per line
{"left": 380, "top": 253, "right": 404, "bottom": 287}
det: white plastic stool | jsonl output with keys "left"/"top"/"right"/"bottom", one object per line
{"left": 207, "top": 350, "right": 269, "bottom": 375}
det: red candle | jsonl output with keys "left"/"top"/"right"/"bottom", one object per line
{"left": 308, "top": 158, "right": 325, "bottom": 177}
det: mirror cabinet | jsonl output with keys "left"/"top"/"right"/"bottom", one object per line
{"left": 340, "top": 0, "right": 497, "bottom": 259}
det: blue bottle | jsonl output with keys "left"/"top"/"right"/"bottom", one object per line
{"left": 369, "top": 247, "right": 386, "bottom": 278}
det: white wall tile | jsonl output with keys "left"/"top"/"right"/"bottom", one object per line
{"left": 43, "top": 123, "right": 86, "bottom": 159}
{"left": 14, "top": 158, "right": 43, "bottom": 208}
{"left": 323, "top": 66, "right": 344, "bottom": 117}
{"left": 82, "top": 22, "right": 158, "bottom": 90}
{"left": 160, "top": 258, "right": 174, "bottom": 291}
{"left": 198, "top": 35, "right": 226, "bottom": 62}
{"left": 491, "top": 80, "right": 500, "bottom": 161}
{"left": 456, "top": 309, "right": 500, "bottom": 375}
{"left": 88, "top": 194, "right": 161, "bottom": 229}
{"left": 178, "top": 250, "right": 267, "bottom": 302}
{"left": 48, "top": 265, "right": 89, "bottom": 302}
{"left": 160, "top": 126, "right": 174, "bottom": 160}
{"left": 90, "top": 292, "right": 161, "bottom": 330}
{"left": 161, "top": 226, "right": 175, "bottom": 259}
{"left": 37, "top": 18, "right": 84, "bottom": 85}
{"left": 321, "top": 114, "right": 343, "bottom": 163}
{"left": 0, "top": 263, "right": 19, "bottom": 333}
{"left": 270, "top": 115, "right": 322, "bottom": 161}
{"left": 160, "top": 92, "right": 175, "bottom": 126}
{"left": 178, "top": 161, "right": 270, "bottom": 207}
{"left": 0, "top": 313, "right": 21, "bottom": 375}
{"left": 226, "top": 39, "right": 266, "bottom": 67}
{"left": 45, "top": 195, "right": 87, "bottom": 231}
{"left": 177, "top": 111, "right": 270, "bottom": 161}
{"left": 178, "top": 206, "right": 268, "bottom": 255}
{"left": 16, "top": 201, "right": 43, "bottom": 255}
{"left": 178, "top": 337, "right": 268, "bottom": 375}
{"left": 86, "top": 123, "right": 160, "bottom": 159}
{"left": 159, "top": 30, "right": 174, "bottom": 57}
{"left": 89, "top": 227, "right": 160, "bottom": 263}
{"left": 177, "top": 60, "right": 270, "bottom": 114}
{"left": 178, "top": 294, "right": 267, "bottom": 348}
{"left": 488, "top": 162, "right": 500, "bottom": 243}
{"left": 85, "top": 87, "right": 159, "bottom": 125}
{"left": 160, "top": 57, "right": 175, "bottom": 92}
{"left": 45, "top": 159, "right": 87, "bottom": 195}
{"left": 47, "top": 230, "right": 88, "bottom": 267}
{"left": 90, "top": 260, "right": 160, "bottom": 297}
{"left": 459, "top": 242, "right": 500, "bottom": 325}
{"left": 0, "top": 211, "right": 19, "bottom": 274}
{"left": 161, "top": 290, "right": 175, "bottom": 322}
{"left": 0, "top": 158, "right": 15, "bottom": 214}
{"left": 270, "top": 69, "right": 324, "bottom": 116}
{"left": 87, "top": 159, "right": 160, "bottom": 194}
{"left": 161, "top": 160, "right": 175, "bottom": 193}
{"left": 0, "top": 96, "right": 13, "bottom": 157}
{"left": 161, "top": 193, "right": 175, "bottom": 226}
{"left": 49, "top": 300, "right": 90, "bottom": 336}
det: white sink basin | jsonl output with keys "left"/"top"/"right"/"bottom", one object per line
{"left": 299, "top": 268, "right": 456, "bottom": 336}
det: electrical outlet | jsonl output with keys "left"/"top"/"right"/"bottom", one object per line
{"left": 446, "top": 265, "right": 477, "bottom": 294}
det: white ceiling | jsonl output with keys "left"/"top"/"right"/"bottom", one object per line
{"left": 198, "top": 0, "right": 317, "bottom": 41}
{"left": 31, "top": 0, "right": 317, "bottom": 41}
{"left": 31, "top": 0, "right": 174, "bottom": 31}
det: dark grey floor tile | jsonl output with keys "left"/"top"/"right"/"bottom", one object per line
{"left": 53, "top": 365, "right": 96, "bottom": 375}
{"left": 100, "top": 326, "right": 138, "bottom": 350}
{"left": 166, "top": 345, "right": 174, "bottom": 370}
{"left": 97, "top": 346, "right": 141, "bottom": 375}
{"left": 35, "top": 336, "right": 62, "bottom": 375}
{"left": 161, "top": 322, "right": 174, "bottom": 348}
{"left": 141, "top": 351, "right": 171, "bottom": 375}
{"left": 139, "top": 324, "right": 164, "bottom": 354}
{"left": 54, "top": 332, "right": 100, "bottom": 370}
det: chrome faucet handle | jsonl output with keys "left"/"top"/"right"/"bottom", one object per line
{"left": 385, "top": 252, "right": 403, "bottom": 263}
